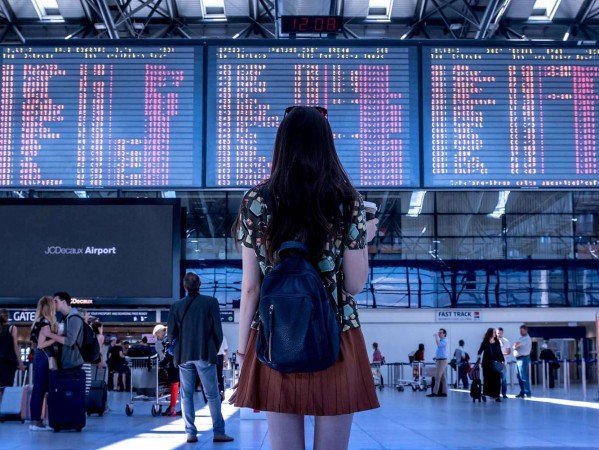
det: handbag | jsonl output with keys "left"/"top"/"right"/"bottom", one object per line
{"left": 493, "top": 360, "right": 504, "bottom": 373}
{"left": 47, "top": 356, "right": 58, "bottom": 371}
{"left": 43, "top": 349, "right": 58, "bottom": 371}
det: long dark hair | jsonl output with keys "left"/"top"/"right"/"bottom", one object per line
{"left": 264, "top": 106, "right": 358, "bottom": 264}
{"left": 484, "top": 327, "right": 495, "bottom": 341}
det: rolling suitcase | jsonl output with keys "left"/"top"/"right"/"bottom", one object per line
{"left": 48, "top": 369, "right": 86, "bottom": 432}
{"left": 0, "top": 369, "right": 27, "bottom": 422}
{"left": 86, "top": 368, "right": 107, "bottom": 417}
{"left": 470, "top": 379, "right": 483, "bottom": 402}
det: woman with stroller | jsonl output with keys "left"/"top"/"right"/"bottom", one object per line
{"left": 476, "top": 328, "right": 505, "bottom": 402}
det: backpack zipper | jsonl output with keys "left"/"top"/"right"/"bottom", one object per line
{"left": 267, "top": 304, "right": 274, "bottom": 362}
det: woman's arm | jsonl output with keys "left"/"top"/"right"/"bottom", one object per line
{"left": 44, "top": 327, "right": 65, "bottom": 345}
{"left": 11, "top": 326, "right": 25, "bottom": 370}
{"left": 342, "top": 218, "right": 378, "bottom": 295}
{"left": 237, "top": 246, "right": 261, "bottom": 370}
{"left": 38, "top": 325, "right": 56, "bottom": 349}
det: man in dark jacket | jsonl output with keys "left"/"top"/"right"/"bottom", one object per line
{"left": 167, "top": 272, "right": 233, "bottom": 444}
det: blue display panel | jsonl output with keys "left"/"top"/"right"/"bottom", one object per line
{"left": 206, "top": 44, "right": 420, "bottom": 188}
{"left": 0, "top": 45, "right": 202, "bottom": 188}
{"left": 423, "top": 45, "right": 599, "bottom": 188}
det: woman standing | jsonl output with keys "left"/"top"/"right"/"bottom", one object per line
{"left": 29, "top": 296, "right": 57, "bottom": 430}
{"left": 233, "top": 106, "right": 379, "bottom": 450}
{"left": 0, "top": 309, "right": 25, "bottom": 387}
{"left": 477, "top": 328, "right": 505, "bottom": 402}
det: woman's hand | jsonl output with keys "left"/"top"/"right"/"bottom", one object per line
{"left": 366, "top": 218, "right": 379, "bottom": 243}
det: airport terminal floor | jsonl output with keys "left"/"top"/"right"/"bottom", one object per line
{"left": 1, "top": 385, "right": 598, "bottom": 450}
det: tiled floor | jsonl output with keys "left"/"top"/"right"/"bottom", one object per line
{"left": 1, "top": 384, "right": 598, "bottom": 449}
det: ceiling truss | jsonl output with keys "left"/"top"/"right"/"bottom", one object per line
{"left": 0, "top": 0, "right": 597, "bottom": 41}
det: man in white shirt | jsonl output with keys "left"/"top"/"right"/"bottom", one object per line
{"left": 513, "top": 324, "right": 532, "bottom": 398}
{"left": 496, "top": 327, "right": 511, "bottom": 399}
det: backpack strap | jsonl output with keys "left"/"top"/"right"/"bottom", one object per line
{"left": 70, "top": 314, "right": 86, "bottom": 356}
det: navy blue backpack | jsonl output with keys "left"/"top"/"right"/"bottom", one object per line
{"left": 256, "top": 241, "right": 342, "bottom": 373}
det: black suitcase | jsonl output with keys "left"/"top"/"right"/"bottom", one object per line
{"left": 48, "top": 369, "right": 86, "bottom": 432}
{"left": 470, "top": 379, "right": 483, "bottom": 402}
{"left": 86, "top": 372, "right": 107, "bottom": 417}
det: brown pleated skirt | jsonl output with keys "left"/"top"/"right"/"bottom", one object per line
{"left": 234, "top": 327, "right": 380, "bottom": 416}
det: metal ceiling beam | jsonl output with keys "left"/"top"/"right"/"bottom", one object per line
{"left": 475, "top": 0, "right": 502, "bottom": 39}
{"left": 95, "top": 0, "right": 120, "bottom": 38}
{"left": 0, "top": 0, "right": 25, "bottom": 43}
{"left": 564, "top": 0, "right": 597, "bottom": 40}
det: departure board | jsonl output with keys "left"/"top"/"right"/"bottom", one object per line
{"left": 206, "top": 45, "right": 420, "bottom": 188}
{"left": 0, "top": 45, "right": 201, "bottom": 188}
{"left": 423, "top": 45, "right": 599, "bottom": 188}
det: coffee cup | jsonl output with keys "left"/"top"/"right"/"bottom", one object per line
{"left": 363, "top": 201, "right": 378, "bottom": 221}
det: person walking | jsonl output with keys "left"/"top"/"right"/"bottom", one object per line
{"left": 152, "top": 324, "right": 180, "bottom": 417}
{"left": 0, "top": 308, "right": 25, "bottom": 387}
{"left": 476, "top": 328, "right": 505, "bottom": 402}
{"left": 513, "top": 324, "right": 532, "bottom": 398}
{"left": 372, "top": 342, "right": 384, "bottom": 386}
{"left": 496, "top": 327, "right": 511, "bottom": 398}
{"left": 168, "top": 272, "right": 233, "bottom": 444}
{"left": 454, "top": 339, "right": 469, "bottom": 389}
{"left": 539, "top": 341, "right": 558, "bottom": 389}
{"left": 232, "top": 105, "right": 379, "bottom": 450}
{"left": 427, "top": 328, "right": 449, "bottom": 397}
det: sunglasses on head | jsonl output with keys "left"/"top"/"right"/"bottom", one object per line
{"left": 284, "top": 106, "right": 328, "bottom": 119}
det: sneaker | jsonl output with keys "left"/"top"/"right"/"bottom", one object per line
{"left": 29, "top": 424, "right": 52, "bottom": 431}
{"left": 186, "top": 435, "right": 198, "bottom": 443}
{"left": 502, "top": 394, "right": 508, "bottom": 399}
{"left": 213, "top": 434, "right": 234, "bottom": 443}
{"left": 515, "top": 394, "right": 525, "bottom": 399}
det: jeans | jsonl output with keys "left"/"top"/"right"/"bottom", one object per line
{"left": 500, "top": 367, "right": 507, "bottom": 396}
{"left": 516, "top": 355, "right": 531, "bottom": 396}
{"left": 179, "top": 360, "right": 225, "bottom": 437}
{"left": 31, "top": 350, "right": 50, "bottom": 422}
{"left": 458, "top": 363, "right": 469, "bottom": 389}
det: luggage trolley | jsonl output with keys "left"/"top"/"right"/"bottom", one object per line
{"left": 371, "top": 363, "right": 384, "bottom": 391}
{"left": 395, "top": 360, "right": 429, "bottom": 392}
{"left": 125, "top": 354, "right": 171, "bottom": 417}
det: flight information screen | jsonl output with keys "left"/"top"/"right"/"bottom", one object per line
{"left": 0, "top": 45, "right": 202, "bottom": 188}
{"left": 423, "top": 45, "right": 599, "bottom": 188}
{"left": 206, "top": 45, "right": 420, "bottom": 188}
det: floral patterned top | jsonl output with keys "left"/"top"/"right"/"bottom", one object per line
{"left": 237, "top": 182, "right": 367, "bottom": 332}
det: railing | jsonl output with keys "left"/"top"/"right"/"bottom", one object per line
{"left": 379, "top": 358, "right": 598, "bottom": 400}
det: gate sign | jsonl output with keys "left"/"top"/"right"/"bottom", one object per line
{"left": 9, "top": 310, "right": 36, "bottom": 322}
{"left": 436, "top": 310, "right": 482, "bottom": 322}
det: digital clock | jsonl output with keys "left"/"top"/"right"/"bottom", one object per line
{"left": 281, "top": 16, "right": 343, "bottom": 34}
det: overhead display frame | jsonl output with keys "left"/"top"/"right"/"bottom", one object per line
{"left": 0, "top": 198, "right": 181, "bottom": 306}
{"left": 422, "top": 43, "right": 599, "bottom": 189}
{"left": 205, "top": 40, "right": 421, "bottom": 188}
{"left": 0, "top": 43, "right": 203, "bottom": 189}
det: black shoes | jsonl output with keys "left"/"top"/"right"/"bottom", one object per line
{"left": 186, "top": 435, "right": 198, "bottom": 443}
{"left": 516, "top": 394, "right": 525, "bottom": 398}
{"left": 502, "top": 394, "right": 508, "bottom": 399}
{"left": 213, "top": 434, "right": 234, "bottom": 443}
{"left": 426, "top": 393, "right": 437, "bottom": 397}
{"left": 495, "top": 397, "right": 502, "bottom": 402}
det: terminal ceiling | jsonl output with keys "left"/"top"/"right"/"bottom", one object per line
{"left": 0, "top": 0, "right": 598, "bottom": 42}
